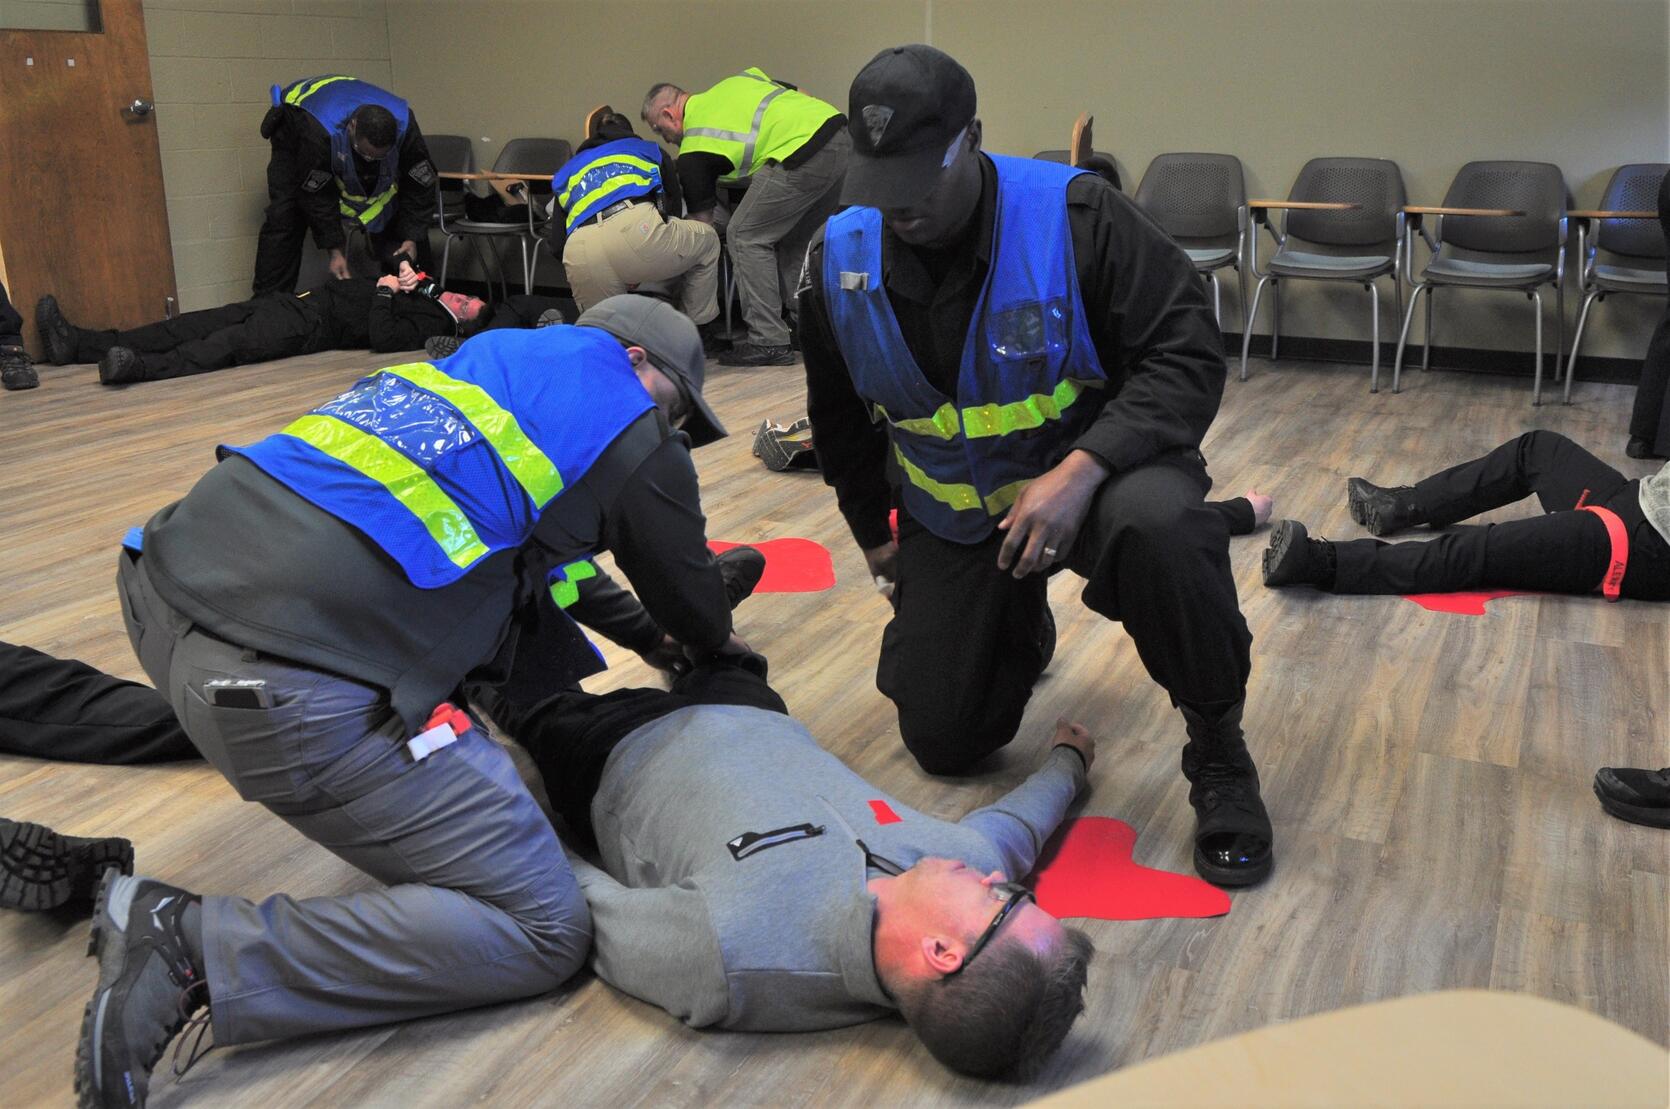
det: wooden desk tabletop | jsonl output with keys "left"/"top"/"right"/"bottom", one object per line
{"left": 1249, "top": 199, "right": 1361, "bottom": 210}
{"left": 1570, "top": 209, "right": 1656, "bottom": 220}
{"left": 1403, "top": 205, "right": 1526, "bottom": 217}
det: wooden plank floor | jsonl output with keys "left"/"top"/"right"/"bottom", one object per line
{"left": 2, "top": 347, "right": 1666, "bottom": 1106}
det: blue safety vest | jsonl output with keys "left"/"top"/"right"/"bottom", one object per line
{"left": 274, "top": 75, "right": 410, "bottom": 232}
{"left": 553, "top": 138, "right": 664, "bottom": 232}
{"left": 226, "top": 326, "right": 654, "bottom": 589}
{"left": 823, "top": 155, "right": 1107, "bottom": 544}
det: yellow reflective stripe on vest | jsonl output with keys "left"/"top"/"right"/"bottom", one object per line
{"left": 557, "top": 153, "right": 660, "bottom": 209}
{"left": 285, "top": 75, "right": 352, "bottom": 106}
{"left": 340, "top": 183, "right": 398, "bottom": 227}
{"left": 282, "top": 414, "right": 490, "bottom": 569}
{"left": 549, "top": 558, "right": 598, "bottom": 609}
{"left": 380, "top": 362, "right": 565, "bottom": 508}
{"left": 892, "top": 444, "right": 1034, "bottom": 517}
{"left": 880, "top": 379, "right": 1093, "bottom": 442}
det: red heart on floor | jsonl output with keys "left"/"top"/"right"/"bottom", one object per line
{"left": 709, "top": 538, "right": 836, "bottom": 592}
{"left": 1026, "top": 817, "right": 1231, "bottom": 921}
{"left": 1402, "top": 589, "right": 1532, "bottom": 615}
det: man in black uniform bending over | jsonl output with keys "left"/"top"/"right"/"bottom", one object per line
{"left": 254, "top": 75, "right": 438, "bottom": 294}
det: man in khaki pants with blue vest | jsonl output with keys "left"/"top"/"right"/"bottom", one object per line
{"left": 643, "top": 68, "right": 851, "bottom": 366}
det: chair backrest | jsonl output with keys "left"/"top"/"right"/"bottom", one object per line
{"left": 1135, "top": 153, "right": 1245, "bottom": 241}
{"left": 1284, "top": 157, "right": 1406, "bottom": 249}
{"left": 1436, "top": 160, "right": 1566, "bottom": 255}
{"left": 1031, "top": 149, "right": 1121, "bottom": 190}
{"left": 426, "top": 134, "right": 474, "bottom": 211}
{"left": 492, "top": 138, "right": 573, "bottom": 196}
{"left": 1594, "top": 163, "right": 1668, "bottom": 260}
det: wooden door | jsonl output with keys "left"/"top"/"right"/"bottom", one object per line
{"left": 0, "top": 0, "right": 175, "bottom": 358}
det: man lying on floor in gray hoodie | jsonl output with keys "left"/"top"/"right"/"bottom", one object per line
{"left": 493, "top": 656, "right": 1097, "bottom": 1079}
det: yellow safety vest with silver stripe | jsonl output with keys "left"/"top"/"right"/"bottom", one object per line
{"left": 274, "top": 74, "right": 409, "bottom": 232}
{"left": 225, "top": 325, "right": 655, "bottom": 588}
{"left": 680, "top": 67, "right": 840, "bottom": 184}
{"left": 823, "top": 155, "right": 1106, "bottom": 544}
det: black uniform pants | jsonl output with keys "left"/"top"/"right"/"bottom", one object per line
{"left": 491, "top": 659, "right": 784, "bottom": 844}
{"left": 253, "top": 140, "right": 431, "bottom": 296}
{"left": 0, "top": 278, "right": 22, "bottom": 346}
{"left": 72, "top": 295, "right": 323, "bottom": 381}
{"left": 1332, "top": 431, "right": 1670, "bottom": 600}
{"left": 1626, "top": 169, "right": 1670, "bottom": 456}
{"left": 0, "top": 641, "right": 195, "bottom": 764}
{"left": 880, "top": 449, "right": 1254, "bottom": 776}
{"left": 483, "top": 295, "right": 573, "bottom": 331}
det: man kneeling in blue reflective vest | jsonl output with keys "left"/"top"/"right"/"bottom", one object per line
{"left": 76, "top": 296, "right": 744, "bottom": 1108}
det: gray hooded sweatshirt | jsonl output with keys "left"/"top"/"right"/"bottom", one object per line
{"left": 570, "top": 703, "right": 1087, "bottom": 1031}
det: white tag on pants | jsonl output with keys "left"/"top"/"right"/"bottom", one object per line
{"left": 406, "top": 722, "right": 459, "bottom": 762}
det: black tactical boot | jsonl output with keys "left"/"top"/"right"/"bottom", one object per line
{"left": 1593, "top": 767, "right": 1670, "bottom": 828}
{"left": 1262, "top": 520, "right": 1336, "bottom": 588}
{"left": 1, "top": 345, "right": 36, "bottom": 390}
{"left": 97, "top": 347, "right": 144, "bottom": 387}
{"left": 36, "top": 294, "right": 79, "bottom": 366}
{"left": 716, "top": 546, "right": 766, "bottom": 608}
{"left": 1179, "top": 700, "right": 1274, "bottom": 887}
{"left": 1346, "top": 477, "right": 1422, "bottom": 536}
{"left": 0, "top": 819, "right": 133, "bottom": 911}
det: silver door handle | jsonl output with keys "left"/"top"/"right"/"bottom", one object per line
{"left": 127, "top": 98, "right": 154, "bottom": 117}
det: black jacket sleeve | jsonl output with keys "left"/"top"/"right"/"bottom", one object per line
{"left": 798, "top": 231, "right": 894, "bottom": 551}
{"left": 284, "top": 110, "right": 346, "bottom": 253}
{"left": 368, "top": 291, "right": 451, "bottom": 352}
{"left": 675, "top": 151, "right": 733, "bottom": 217}
{"left": 603, "top": 437, "right": 732, "bottom": 654}
{"left": 567, "top": 566, "right": 662, "bottom": 655}
{"left": 659, "top": 147, "right": 684, "bottom": 216}
{"left": 392, "top": 114, "right": 438, "bottom": 245}
{"left": 1065, "top": 176, "right": 1226, "bottom": 472}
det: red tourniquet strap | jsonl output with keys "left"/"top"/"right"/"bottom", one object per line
{"left": 1577, "top": 505, "right": 1629, "bottom": 601}
{"left": 424, "top": 702, "right": 473, "bottom": 735}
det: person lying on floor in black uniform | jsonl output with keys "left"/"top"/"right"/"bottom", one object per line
{"left": 1262, "top": 430, "right": 1670, "bottom": 603}
{"left": 34, "top": 259, "right": 486, "bottom": 385}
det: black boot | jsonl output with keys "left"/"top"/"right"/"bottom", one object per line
{"left": 98, "top": 347, "right": 144, "bottom": 386}
{"left": 1261, "top": 520, "right": 1335, "bottom": 588}
{"left": 1593, "top": 767, "right": 1670, "bottom": 828}
{"left": 1346, "top": 477, "right": 1422, "bottom": 536}
{"left": 1, "top": 345, "right": 36, "bottom": 391}
{"left": 1179, "top": 700, "right": 1274, "bottom": 887}
{"left": 35, "top": 294, "right": 79, "bottom": 366}
{"left": 0, "top": 819, "right": 133, "bottom": 911}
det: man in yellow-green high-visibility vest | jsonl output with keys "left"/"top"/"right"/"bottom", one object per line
{"left": 643, "top": 68, "right": 850, "bottom": 366}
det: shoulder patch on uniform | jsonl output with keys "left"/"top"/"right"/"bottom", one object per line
{"left": 408, "top": 161, "right": 436, "bottom": 187}
{"left": 302, "top": 169, "right": 332, "bottom": 193}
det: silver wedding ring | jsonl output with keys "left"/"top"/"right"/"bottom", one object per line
{"left": 1043, "top": 546, "right": 1059, "bottom": 558}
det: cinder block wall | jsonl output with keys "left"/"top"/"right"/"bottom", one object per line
{"left": 142, "top": 0, "right": 391, "bottom": 311}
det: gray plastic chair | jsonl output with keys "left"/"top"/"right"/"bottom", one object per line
{"left": 1392, "top": 160, "right": 1568, "bottom": 404}
{"left": 441, "top": 137, "right": 571, "bottom": 296}
{"left": 1034, "top": 149, "right": 1123, "bottom": 191}
{"left": 425, "top": 134, "right": 475, "bottom": 224}
{"left": 1564, "top": 163, "right": 1668, "bottom": 403}
{"left": 1241, "top": 157, "right": 1407, "bottom": 391}
{"left": 1135, "top": 153, "right": 1247, "bottom": 332}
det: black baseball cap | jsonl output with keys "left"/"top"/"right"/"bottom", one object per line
{"left": 576, "top": 295, "right": 727, "bottom": 448}
{"left": 841, "top": 44, "right": 977, "bottom": 209}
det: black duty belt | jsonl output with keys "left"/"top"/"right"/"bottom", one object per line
{"left": 587, "top": 197, "right": 654, "bottom": 226}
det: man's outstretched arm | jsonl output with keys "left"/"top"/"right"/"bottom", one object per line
{"left": 957, "top": 720, "right": 1093, "bottom": 879}
{"left": 569, "top": 857, "right": 732, "bottom": 1027}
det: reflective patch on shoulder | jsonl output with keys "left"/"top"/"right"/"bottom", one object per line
{"left": 302, "top": 169, "right": 332, "bottom": 193}
{"left": 838, "top": 270, "right": 869, "bottom": 291}
{"left": 408, "top": 160, "right": 436, "bottom": 187}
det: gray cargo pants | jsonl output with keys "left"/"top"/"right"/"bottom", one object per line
{"left": 117, "top": 551, "right": 591, "bottom": 1045}
{"left": 725, "top": 129, "right": 850, "bottom": 348}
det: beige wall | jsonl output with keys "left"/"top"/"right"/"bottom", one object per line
{"left": 142, "top": 0, "right": 391, "bottom": 311}
{"left": 158, "top": 0, "right": 1656, "bottom": 359}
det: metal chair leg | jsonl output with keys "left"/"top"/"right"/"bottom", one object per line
{"left": 1368, "top": 280, "right": 1382, "bottom": 393}
{"left": 1531, "top": 288, "right": 1544, "bottom": 406}
{"left": 1240, "top": 274, "right": 1273, "bottom": 382}
{"left": 440, "top": 234, "right": 454, "bottom": 288}
{"left": 1208, "top": 271, "right": 1221, "bottom": 328}
{"left": 1391, "top": 282, "right": 1427, "bottom": 394}
{"left": 1422, "top": 286, "right": 1434, "bottom": 371}
{"left": 1564, "top": 290, "right": 1600, "bottom": 405}
{"left": 1555, "top": 282, "right": 1565, "bottom": 384}
{"left": 1270, "top": 279, "right": 1282, "bottom": 361}
{"left": 1236, "top": 263, "right": 1249, "bottom": 346}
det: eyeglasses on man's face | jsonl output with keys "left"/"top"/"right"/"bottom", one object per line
{"left": 950, "top": 881, "right": 1034, "bottom": 974}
